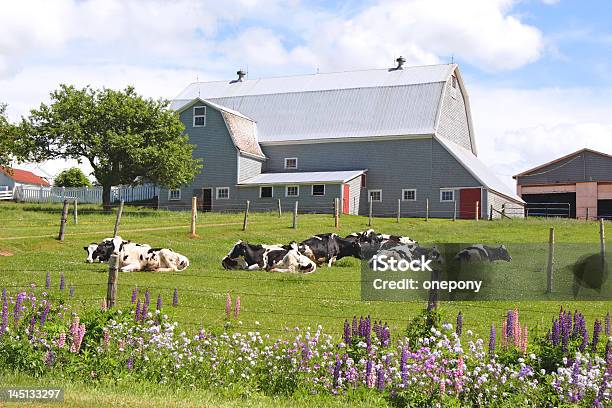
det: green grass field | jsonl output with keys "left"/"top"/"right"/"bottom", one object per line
{"left": 0, "top": 201, "right": 610, "bottom": 406}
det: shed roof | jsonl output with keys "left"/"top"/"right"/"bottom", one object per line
{"left": 172, "top": 64, "right": 458, "bottom": 143}
{"left": 435, "top": 137, "right": 524, "bottom": 204}
{"left": 0, "top": 167, "right": 50, "bottom": 186}
{"left": 512, "top": 148, "right": 612, "bottom": 178}
{"left": 239, "top": 170, "right": 366, "bottom": 185}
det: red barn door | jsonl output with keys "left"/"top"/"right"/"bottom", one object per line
{"left": 342, "top": 184, "right": 350, "bottom": 214}
{"left": 459, "top": 188, "right": 481, "bottom": 219}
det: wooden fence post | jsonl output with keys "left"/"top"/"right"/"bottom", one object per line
{"left": 397, "top": 199, "right": 401, "bottom": 223}
{"left": 425, "top": 198, "right": 429, "bottom": 222}
{"left": 73, "top": 199, "right": 78, "bottom": 224}
{"left": 334, "top": 198, "right": 340, "bottom": 228}
{"left": 586, "top": 207, "right": 589, "bottom": 221}
{"left": 113, "top": 199, "right": 124, "bottom": 237}
{"left": 57, "top": 199, "right": 69, "bottom": 241}
{"left": 368, "top": 199, "right": 373, "bottom": 227}
{"left": 292, "top": 201, "right": 298, "bottom": 229}
{"left": 242, "top": 200, "right": 250, "bottom": 231}
{"left": 475, "top": 201, "right": 479, "bottom": 221}
{"left": 546, "top": 227, "right": 555, "bottom": 293}
{"left": 107, "top": 254, "right": 119, "bottom": 308}
{"left": 190, "top": 197, "right": 197, "bottom": 237}
{"left": 277, "top": 199, "right": 282, "bottom": 218}
{"left": 453, "top": 200, "right": 457, "bottom": 221}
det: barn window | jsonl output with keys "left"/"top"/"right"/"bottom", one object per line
{"left": 260, "top": 186, "right": 273, "bottom": 198}
{"left": 168, "top": 189, "right": 181, "bottom": 201}
{"left": 402, "top": 189, "right": 416, "bottom": 201}
{"left": 284, "top": 158, "right": 298, "bottom": 169}
{"left": 312, "top": 184, "right": 325, "bottom": 196}
{"left": 193, "top": 106, "right": 207, "bottom": 127}
{"left": 361, "top": 174, "right": 367, "bottom": 188}
{"left": 440, "top": 189, "right": 454, "bottom": 202}
{"left": 286, "top": 185, "right": 299, "bottom": 197}
{"left": 451, "top": 75, "right": 458, "bottom": 89}
{"left": 369, "top": 189, "right": 382, "bottom": 202}
{"left": 216, "top": 187, "right": 229, "bottom": 199}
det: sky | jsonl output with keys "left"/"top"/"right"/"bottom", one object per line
{"left": 1, "top": 0, "right": 612, "bottom": 189}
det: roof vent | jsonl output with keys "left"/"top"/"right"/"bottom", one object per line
{"left": 389, "top": 56, "right": 406, "bottom": 71}
{"left": 230, "top": 70, "right": 247, "bottom": 84}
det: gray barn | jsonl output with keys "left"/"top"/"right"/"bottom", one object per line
{"left": 161, "top": 63, "right": 523, "bottom": 218}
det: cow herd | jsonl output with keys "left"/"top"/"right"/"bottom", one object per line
{"left": 84, "top": 229, "right": 512, "bottom": 274}
{"left": 84, "top": 237, "right": 189, "bottom": 272}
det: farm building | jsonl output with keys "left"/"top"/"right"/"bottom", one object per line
{"left": 161, "top": 61, "right": 524, "bottom": 218}
{"left": 514, "top": 148, "right": 612, "bottom": 219}
{"left": 0, "top": 167, "right": 50, "bottom": 191}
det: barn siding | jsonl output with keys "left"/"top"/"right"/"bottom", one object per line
{"left": 487, "top": 190, "right": 524, "bottom": 219}
{"left": 436, "top": 77, "right": 472, "bottom": 152}
{"left": 517, "top": 151, "right": 612, "bottom": 186}
{"left": 238, "top": 155, "right": 264, "bottom": 182}
{"left": 261, "top": 137, "right": 482, "bottom": 217}
{"left": 237, "top": 183, "right": 341, "bottom": 214}
{"left": 346, "top": 176, "right": 362, "bottom": 215}
{"left": 0, "top": 173, "right": 16, "bottom": 190}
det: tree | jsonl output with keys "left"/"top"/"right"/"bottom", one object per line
{"left": 0, "top": 104, "right": 18, "bottom": 169}
{"left": 54, "top": 167, "right": 92, "bottom": 188}
{"left": 20, "top": 85, "right": 202, "bottom": 208}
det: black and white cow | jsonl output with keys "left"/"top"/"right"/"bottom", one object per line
{"left": 87, "top": 236, "right": 153, "bottom": 272}
{"left": 140, "top": 248, "right": 190, "bottom": 272}
{"left": 222, "top": 241, "right": 316, "bottom": 273}
{"left": 367, "top": 242, "right": 442, "bottom": 270}
{"left": 84, "top": 243, "right": 101, "bottom": 263}
{"left": 454, "top": 245, "right": 512, "bottom": 263}
{"left": 299, "top": 233, "right": 361, "bottom": 266}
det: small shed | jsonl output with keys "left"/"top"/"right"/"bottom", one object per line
{"left": 0, "top": 167, "right": 50, "bottom": 191}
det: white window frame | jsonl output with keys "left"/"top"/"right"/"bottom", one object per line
{"left": 193, "top": 106, "right": 207, "bottom": 127}
{"left": 285, "top": 185, "right": 299, "bottom": 197}
{"left": 0, "top": 186, "right": 8, "bottom": 192}
{"left": 216, "top": 187, "right": 230, "bottom": 200}
{"left": 259, "top": 186, "right": 274, "bottom": 198}
{"left": 284, "top": 157, "right": 298, "bottom": 169}
{"left": 168, "top": 189, "right": 181, "bottom": 201}
{"left": 440, "top": 189, "right": 455, "bottom": 202}
{"left": 402, "top": 189, "right": 416, "bottom": 201}
{"left": 368, "top": 189, "right": 382, "bottom": 202}
{"left": 311, "top": 184, "right": 326, "bottom": 196}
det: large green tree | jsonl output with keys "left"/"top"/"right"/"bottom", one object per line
{"left": 54, "top": 167, "right": 92, "bottom": 188}
{"left": 0, "top": 103, "right": 18, "bottom": 169}
{"left": 21, "top": 85, "right": 202, "bottom": 208}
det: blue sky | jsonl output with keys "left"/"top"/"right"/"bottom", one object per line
{"left": 1, "top": 0, "right": 611, "bottom": 186}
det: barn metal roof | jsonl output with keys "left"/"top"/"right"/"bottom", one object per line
{"left": 171, "top": 64, "right": 456, "bottom": 142}
{"left": 435, "top": 137, "right": 524, "bottom": 204}
{"left": 239, "top": 170, "right": 366, "bottom": 185}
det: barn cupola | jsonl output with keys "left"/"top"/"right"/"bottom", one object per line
{"left": 230, "top": 70, "right": 247, "bottom": 84}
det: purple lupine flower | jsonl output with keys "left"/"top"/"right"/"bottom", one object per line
{"left": 45, "top": 272, "right": 50, "bottom": 289}
{"left": 456, "top": 311, "right": 463, "bottom": 336}
{"left": 40, "top": 302, "right": 51, "bottom": 328}
{"left": 144, "top": 289, "right": 150, "bottom": 307}
{"left": 606, "top": 312, "right": 610, "bottom": 336}
{"left": 592, "top": 319, "right": 602, "bottom": 352}
{"left": 562, "top": 317, "right": 570, "bottom": 353}
{"left": 156, "top": 294, "right": 162, "bottom": 311}
{"left": 506, "top": 310, "right": 514, "bottom": 339}
{"left": 234, "top": 296, "right": 240, "bottom": 320}
{"left": 135, "top": 299, "right": 141, "bottom": 322}
{"left": 343, "top": 319, "right": 351, "bottom": 344}
{"left": 69, "top": 285, "right": 74, "bottom": 297}
{"left": 131, "top": 287, "right": 138, "bottom": 304}
{"left": 376, "top": 367, "right": 385, "bottom": 391}
{"left": 365, "top": 359, "right": 373, "bottom": 388}
{"left": 0, "top": 292, "right": 8, "bottom": 334}
{"left": 172, "top": 288, "right": 178, "bottom": 307}
{"left": 552, "top": 319, "right": 560, "bottom": 346}
{"left": 59, "top": 273, "right": 65, "bottom": 291}
{"left": 400, "top": 347, "right": 408, "bottom": 385}
{"left": 332, "top": 358, "right": 341, "bottom": 388}
{"left": 57, "top": 332, "right": 66, "bottom": 348}
{"left": 358, "top": 316, "right": 364, "bottom": 337}
{"left": 28, "top": 315, "right": 36, "bottom": 337}
{"left": 351, "top": 316, "right": 358, "bottom": 337}
{"left": 606, "top": 339, "right": 611, "bottom": 364}
{"left": 127, "top": 356, "right": 134, "bottom": 370}
{"left": 489, "top": 324, "right": 496, "bottom": 357}
{"left": 381, "top": 323, "right": 390, "bottom": 347}
{"left": 141, "top": 299, "right": 148, "bottom": 323}
{"left": 225, "top": 293, "right": 232, "bottom": 319}
{"left": 13, "top": 291, "right": 25, "bottom": 328}
{"left": 579, "top": 328, "right": 589, "bottom": 352}
{"left": 44, "top": 350, "right": 54, "bottom": 367}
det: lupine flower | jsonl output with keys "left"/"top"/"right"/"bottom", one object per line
{"left": 501, "top": 321, "right": 508, "bottom": 347}
{"left": 135, "top": 300, "right": 141, "bottom": 322}
{"left": 144, "top": 289, "right": 150, "bottom": 307}
{"left": 69, "top": 317, "right": 85, "bottom": 353}
{"left": 44, "top": 351, "right": 54, "bottom": 367}
{"left": 343, "top": 319, "right": 351, "bottom": 344}
{"left": 376, "top": 367, "right": 385, "bottom": 391}
{"left": 28, "top": 315, "right": 36, "bottom": 337}
{"left": 489, "top": 324, "right": 496, "bottom": 357}
{"left": 351, "top": 316, "right": 358, "bottom": 337}
{"left": 13, "top": 291, "right": 25, "bottom": 328}
{"left": 59, "top": 273, "right": 65, "bottom": 291}
{"left": 234, "top": 296, "right": 240, "bottom": 320}
{"left": 172, "top": 288, "right": 178, "bottom": 307}
{"left": 141, "top": 299, "right": 148, "bottom": 323}
{"left": 40, "top": 301, "right": 51, "bottom": 328}
{"left": 156, "top": 294, "right": 162, "bottom": 311}
{"left": 456, "top": 311, "right": 463, "bottom": 336}
{"left": 365, "top": 360, "right": 373, "bottom": 388}
{"left": 127, "top": 356, "right": 134, "bottom": 370}
{"left": 605, "top": 313, "right": 610, "bottom": 336}
{"left": 579, "top": 328, "right": 589, "bottom": 352}
{"left": 592, "top": 319, "right": 602, "bottom": 352}
{"left": 225, "top": 293, "right": 232, "bottom": 320}
{"left": 45, "top": 272, "right": 50, "bottom": 289}
{"left": 455, "top": 354, "right": 464, "bottom": 394}
{"left": 552, "top": 319, "right": 560, "bottom": 346}
{"left": 131, "top": 287, "right": 138, "bottom": 304}
{"left": 333, "top": 358, "right": 341, "bottom": 388}
{"left": 506, "top": 310, "right": 514, "bottom": 339}
{"left": 400, "top": 347, "right": 408, "bottom": 385}
{"left": 69, "top": 285, "right": 74, "bottom": 297}
{"left": 0, "top": 292, "right": 8, "bottom": 334}
{"left": 103, "top": 328, "right": 110, "bottom": 348}
{"left": 58, "top": 331, "right": 66, "bottom": 348}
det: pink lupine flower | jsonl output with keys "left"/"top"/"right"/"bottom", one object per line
{"left": 455, "top": 355, "right": 464, "bottom": 394}
{"left": 234, "top": 296, "right": 240, "bottom": 320}
{"left": 102, "top": 328, "right": 110, "bottom": 348}
{"left": 58, "top": 331, "right": 66, "bottom": 348}
{"left": 513, "top": 308, "right": 521, "bottom": 347}
{"left": 225, "top": 293, "right": 232, "bottom": 320}
{"left": 501, "top": 321, "right": 508, "bottom": 347}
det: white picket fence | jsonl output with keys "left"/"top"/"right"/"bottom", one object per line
{"left": 13, "top": 184, "right": 159, "bottom": 204}
{"left": 0, "top": 190, "right": 13, "bottom": 201}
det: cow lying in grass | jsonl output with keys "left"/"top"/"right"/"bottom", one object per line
{"left": 454, "top": 245, "right": 512, "bottom": 263}
{"left": 222, "top": 241, "right": 316, "bottom": 273}
{"left": 298, "top": 233, "right": 361, "bottom": 266}
{"left": 140, "top": 248, "right": 190, "bottom": 272}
